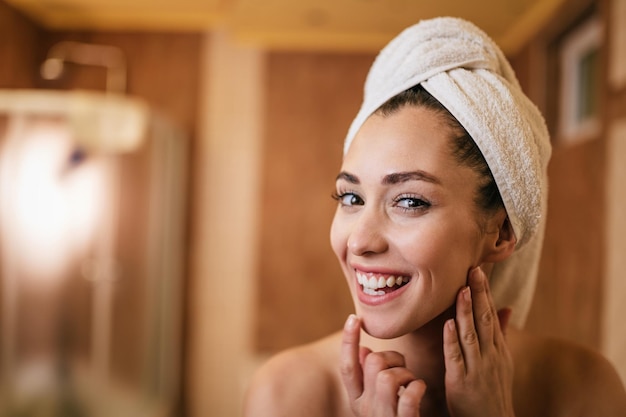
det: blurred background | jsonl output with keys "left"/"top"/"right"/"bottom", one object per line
{"left": 0, "top": 0, "right": 625, "bottom": 415}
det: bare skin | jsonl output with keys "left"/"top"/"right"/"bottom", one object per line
{"left": 245, "top": 305, "right": 626, "bottom": 417}
{"left": 244, "top": 106, "right": 626, "bottom": 416}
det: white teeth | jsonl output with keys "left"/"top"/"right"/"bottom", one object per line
{"left": 356, "top": 271, "right": 410, "bottom": 293}
{"left": 368, "top": 276, "right": 378, "bottom": 288}
{"left": 377, "top": 276, "right": 386, "bottom": 288}
{"left": 363, "top": 287, "right": 385, "bottom": 296}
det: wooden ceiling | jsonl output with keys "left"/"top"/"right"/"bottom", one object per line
{"left": 6, "top": 0, "right": 567, "bottom": 54}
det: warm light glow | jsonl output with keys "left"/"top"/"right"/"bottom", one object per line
{"left": 1, "top": 119, "right": 109, "bottom": 286}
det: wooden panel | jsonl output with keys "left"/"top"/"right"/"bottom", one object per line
{"left": 525, "top": 140, "right": 605, "bottom": 350}
{"left": 608, "top": 87, "right": 626, "bottom": 119}
{"left": 512, "top": 0, "right": 605, "bottom": 350}
{"left": 603, "top": 0, "right": 626, "bottom": 381}
{"left": 0, "top": 1, "right": 40, "bottom": 88}
{"left": 255, "top": 52, "right": 374, "bottom": 352}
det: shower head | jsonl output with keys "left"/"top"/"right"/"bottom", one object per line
{"left": 40, "top": 41, "right": 127, "bottom": 94}
{"left": 41, "top": 58, "right": 65, "bottom": 80}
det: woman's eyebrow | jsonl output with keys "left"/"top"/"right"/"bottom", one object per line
{"left": 335, "top": 171, "right": 360, "bottom": 184}
{"left": 336, "top": 170, "right": 440, "bottom": 185}
{"left": 382, "top": 171, "right": 441, "bottom": 185}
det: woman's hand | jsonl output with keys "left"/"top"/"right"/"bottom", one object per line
{"left": 443, "top": 267, "right": 515, "bottom": 417}
{"left": 341, "top": 314, "right": 427, "bottom": 417}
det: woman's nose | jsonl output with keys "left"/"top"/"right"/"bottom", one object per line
{"left": 346, "top": 209, "right": 388, "bottom": 256}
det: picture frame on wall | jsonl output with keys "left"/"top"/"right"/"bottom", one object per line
{"left": 558, "top": 15, "right": 603, "bottom": 144}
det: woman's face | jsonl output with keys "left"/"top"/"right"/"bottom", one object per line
{"left": 330, "top": 105, "right": 500, "bottom": 338}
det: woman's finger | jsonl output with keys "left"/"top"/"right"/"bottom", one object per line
{"left": 398, "top": 379, "right": 426, "bottom": 417}
{"left": 453, "top": 285, "right": 481, "bottom": 371}
{"left": 486, "top": 293, "right": 511, "bottom": 352}
{"left": 443, "top": 318, "right": 466, "bottom": 380}
{"left": 480, "top": 274, "right": 510, "bottom": 348}
{"left": 373, "top": 367, "right": 419, "bottom": 404}
{"left": 497, "top": 307, "right": 512, "bottom": 338}
{"left": 468, "top": 267, "right": 496, "bottom": 349}
{"left": 340, "top": 314, "right": 364, "bottom": 402}
{"left": 362, "top": 350, "right": 407, "bottom": 395}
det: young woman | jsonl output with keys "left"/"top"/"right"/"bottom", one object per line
{"left": 244, "top": 18, "right": 626, "bottom": 417}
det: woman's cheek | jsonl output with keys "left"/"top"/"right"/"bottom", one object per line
{"left": 394, "top": 227, "right": 467, "bottom": 286}
{"left": 329, "top": 212, "right": 347, "bottom": 260}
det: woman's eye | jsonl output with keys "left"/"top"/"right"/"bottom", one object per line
{"left": 333, "top": 192, "right": 364, "bottom": 207}
{"left": 395, "top": 196, "right": 430, "bottom": 210}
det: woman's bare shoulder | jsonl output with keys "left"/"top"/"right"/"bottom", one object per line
{"left": 510, "top": 329, "right": 626, "bottom": 417}
{"left": 243, "top": 331, "right": 347, "bottom": 417}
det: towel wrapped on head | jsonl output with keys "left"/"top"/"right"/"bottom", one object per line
{"left": 344, "top": 17, "right": 552, "bottom": 327}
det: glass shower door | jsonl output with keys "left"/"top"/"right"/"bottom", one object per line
{"left": 0, "top": 91, "right": 186, "bottom": 417}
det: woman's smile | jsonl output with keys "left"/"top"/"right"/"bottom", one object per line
{"left": 354, "top": 268, "right": 413, "bottom": 305}
{"left": 356, "top": 270, "right": 410, "bottom": 295}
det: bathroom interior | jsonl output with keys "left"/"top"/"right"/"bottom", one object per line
{"left": 0, "top": 0, "right": 625, "bottom": 415}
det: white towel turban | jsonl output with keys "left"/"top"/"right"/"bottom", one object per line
{"left": 344, "top": 17, "right": 552, "bottom": 327}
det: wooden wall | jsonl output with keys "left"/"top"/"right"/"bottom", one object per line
{"left": 0, "top": 1, "right": 40, "bottom": 88}
{"left": 603, "top": 0, "right": 626, "bottom": 381}
{"left": 254, "top": 52, "right": 374, "bottom": 352}
{"left": 511, "top": 0, "right": 606, "bottom": 351}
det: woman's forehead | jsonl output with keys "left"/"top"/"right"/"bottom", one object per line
{"left": 343, "top": 108, "right": 455, "bottom": 172}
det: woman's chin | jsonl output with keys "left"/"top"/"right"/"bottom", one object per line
{"left": 360, "top": 318, "right": 409, "bottom": 340}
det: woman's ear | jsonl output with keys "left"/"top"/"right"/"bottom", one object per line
{"left": 483, "top": 213, "right": 516, "bottom": 263}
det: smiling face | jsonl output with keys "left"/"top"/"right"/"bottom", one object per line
{"left": 330, "top": 105, "right": 505, "bottom": 338}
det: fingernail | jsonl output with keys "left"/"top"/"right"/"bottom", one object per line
{"left": 447, "top": 319, "right": 456, "bottom": 331}
{"left": 463, "top": 286, "right": 471, "bottom": 302}
{"left": 346, "top": 314, "right": 358, "bottom": 329}
{"left": 472, "top": 267, "right": 487, "bottom": 287}
{"left": 471, "top": 266, "right": 482, "bottom": 279}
